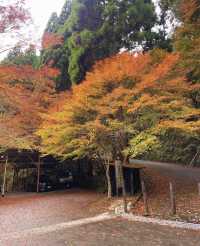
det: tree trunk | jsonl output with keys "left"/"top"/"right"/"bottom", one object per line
{"left": 12, "top": 166, "right": 16, "bottom": 192}
{"left": 1, "top": 156, "right": 8, "bottom": 197}
{"left": 115, "top": 158, "right": 127, "bottom": 213}
{"left": 105, "top": 163, "right": 112, "bottom": 199}
{"left": 198, "top": 183, "right": 200, "bottom": 196}
{"left": 36, "top": 155, "right": 41, "bottom": 193}
{"left": 122, "top": 179, "right": 128, "bottom": 213}
{"left": 141, "top": 179, "right": 149, "bottom": 216}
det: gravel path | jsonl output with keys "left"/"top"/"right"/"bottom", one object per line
{"left": 1, "top": 218, "right": 200, "bottom": 246}
{"left": 1, "top": 191, "right": 200, "bottom": 246}
{"left": 123, "top": 213, "right": 200, "bottom": 231}
{"left": 0, "top": 189, "right": 105, "bottom": 234}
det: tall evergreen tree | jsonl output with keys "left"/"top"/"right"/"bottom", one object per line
{"left": 41, "top": 0, "right": 164, "bottom": 89}
{"left": 45, "top": 12, "right": 59, "bottom": 33}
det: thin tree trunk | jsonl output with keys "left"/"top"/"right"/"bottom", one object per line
{"left": 121, "top": 158, "right": 127, "bottom": 213}
{"left": 1, "top": 155, "right": 8, "bottom": 197}
{"left": 198, "top": 183, "right": 200, "bottom": 196}
{"left": 16, "top": 169, "right": 19, "bottom": 191}
{"left": 189, "top": 149, "right": 200, "bottom": 167}
{"left": 36, "top": 155, "right": 41, "bottom": 193}
{"left": 12, "top": 166, "right": 16, "bottom": 192}
{"left": 105, "top": 163, "right": 112, "bottom": 199}
{"left": 122, "top": 182, "right": 128, "bottom": 213}
{"left": 141, "top": 179, "right": 149, "bottom": 216}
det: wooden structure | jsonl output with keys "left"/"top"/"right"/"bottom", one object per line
{"left": 129, "top": 158, "right": 200, "bottom": 182}
{"left": 0, "top": 149, "right": 59, "bottom": 196}
{"left": 109, "top": 161, "right": 142, "bottom": 197}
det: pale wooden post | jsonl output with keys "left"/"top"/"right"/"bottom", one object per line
{"left": 36, "top": 155, "right": 41, "bottom": 193}
{"left": 198, "top": 183, "right": 200, "bottom": 196}
{"left": 2, "top": 155, "right": 8, "bottom": 197}
{"left": 121, "top": 165, "right": 128, "bottom": 213}
{"left": 122, "top": 181, "right": 128, "bottom": 213}
{"left": 169, "top": 182, "right": 176, "bottom": 215}
{"left": 141, "top": 179, "right": 149, "bottom": 216}
{"left": 115, "top": 158, "right": 128, "bottom": 212}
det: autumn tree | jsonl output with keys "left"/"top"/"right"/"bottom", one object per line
{"left": 0, "top": 0, "right": 60, "bottom": 152}
{"left": 173, "top": 0, "right": 200, "bottom": 84}
{"left": 0, "top": 0, "right": 30, "bottom": 53}
{"left": 38, "top": 49, "right": 200, "bottom": 196}
{"left": 42, "top": 32, "right": 64, "bottom": 50}
{"left": 0, "top": 64, "right": 59, "bottom": 152}
{"left": 0, "top": 0, "right": 29, "bottom": 34}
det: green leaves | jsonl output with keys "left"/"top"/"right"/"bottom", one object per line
{"left": 41, "top": 0, "right": 161, "bottom": 88}
{"left": 127, "top": 132, "right": 161, "bottom": 158}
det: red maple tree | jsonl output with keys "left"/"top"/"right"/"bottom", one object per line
{"left": 0, "top": 0, "right": 29, "bottom": 33}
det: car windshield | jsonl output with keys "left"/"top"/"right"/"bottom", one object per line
{"left": 40, "top": 176, "right": 49, "bottom": 182}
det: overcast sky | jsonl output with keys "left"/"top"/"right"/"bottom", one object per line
{"left": 27, "top": 0, "right": 65, "bottom": 41}
{"left": 0, "top": 0, "right": 66, "bottom": 59}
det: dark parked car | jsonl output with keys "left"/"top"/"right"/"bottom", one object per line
{"left": 58, "top": 171, "right": 73, "bottom": 189}
{"left": 39, "top": 175, "right": 54, "bottom": 192}
{"left": 27, "top": 170, "right": 74, "bottom": 192}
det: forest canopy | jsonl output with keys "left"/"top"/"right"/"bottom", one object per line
{"left": 38, "top": 50, "right": 200, "bottom": 164}
{"left": 41, "top": 0, "right": 170, "bottom": 90}
{"left": 0, "top": 0, "right": 200, "bottom": 167}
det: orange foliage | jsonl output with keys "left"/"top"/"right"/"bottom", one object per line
{"left": 0, "top": 64, "right": 59, "bottom": 150}
{"left": 71, "top": 52, "right": 151, "bottom": 107}
{"left": 39, "top": 51, "right": 198, "bottom": 160}
{"left": 42, "top": 32, "right": 64, "bottom": 49}
{"left": 135, "top": 53, "right": 180, "bottom": 93}
{"left": 180, "top": 0, "right": 200, "bottom": 23}
{"left": 46, "top": 52, "right": 184, "bottom": 124}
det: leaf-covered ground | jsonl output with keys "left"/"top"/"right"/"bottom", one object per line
{"left": 132, "top": 169, "right": 200, "bottom": 224}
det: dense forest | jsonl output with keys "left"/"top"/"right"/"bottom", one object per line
{"left": 0, "top": 0, "right": 200, "bottom": 179}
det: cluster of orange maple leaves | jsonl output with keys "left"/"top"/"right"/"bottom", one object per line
{"left": 0, "top": 64, "right": 59, "bottom": 150}
{"left": 0, "top": 0, "right": 65, "bottom": 150}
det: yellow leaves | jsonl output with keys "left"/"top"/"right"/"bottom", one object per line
{"left": 127, "top": 94, "right": 160, "bottom": 114}
{"left": 38, "top": 49, "right": 200, "bottom": 161}
{"left": 97, "top": 87, "right": 131, "bottom": 116}
{"left": 155, "top": 119, "right": 200, "bottom": 137}
{"left": 164, "top": 77, "right": 188, "bottom": 93}
{"left": 135, "top": 53, "right": 180, "bottom": 94}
